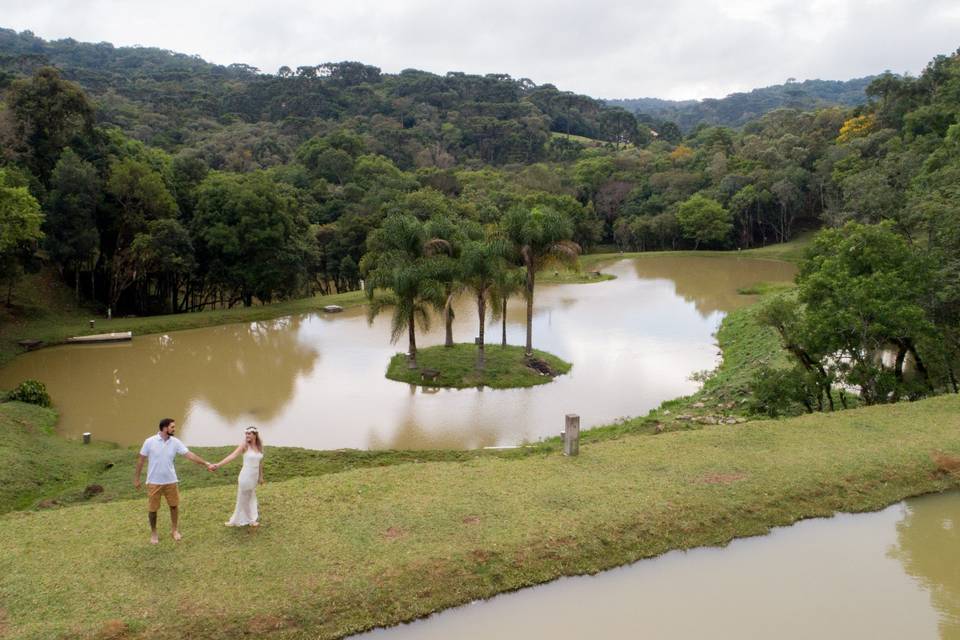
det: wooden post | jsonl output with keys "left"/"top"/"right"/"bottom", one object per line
{"left": 82, "top": 432, "right": 91, "bottom": 444}
{"left": 563, "top": 414, "right": 580, "bottom": 456}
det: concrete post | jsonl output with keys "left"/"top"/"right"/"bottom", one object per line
{"left": 563, "top": 414, "right": 580, "bottom": 456}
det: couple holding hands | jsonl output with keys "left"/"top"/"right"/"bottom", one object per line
{"left": 133, "top": 418, "right": 264, "bottom": 544}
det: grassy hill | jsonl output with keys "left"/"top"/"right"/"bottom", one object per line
{"left": 1, "top": 394, "right": 958, "bottom": 639}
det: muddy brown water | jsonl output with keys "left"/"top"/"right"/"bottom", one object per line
{"left": 0, "top": 256, "right": 795, "bottom": 449}
{"left": 351, "top": 491, "right": 960, "bottom": 639}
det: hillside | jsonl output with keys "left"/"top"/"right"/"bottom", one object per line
{"left": 607, "top": 77, "right": 873, "bottom": 131}
{"left": 0, "top": 28, "right": 645, "bottom": 166}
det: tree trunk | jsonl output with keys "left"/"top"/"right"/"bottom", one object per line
{"left": 501, "top": 299, "right": 508, "bottom": 347}
{"left": 444, "top": 289, "right": 454, "bottom": 348}
{"left": 407, "top": 313, "right": 418, "bottom": 369}
{"left": 74, "top": 266, "right": 80, "bottom": 302}
{"left": 476, "top": 291, "right": 486, "bottom": 371}
{"left": 525, "top": 265, "right": 535, "bottom": 357}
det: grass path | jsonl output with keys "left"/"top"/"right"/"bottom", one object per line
{"left": 1, "top": 394, "right": 959, "bottom": 639}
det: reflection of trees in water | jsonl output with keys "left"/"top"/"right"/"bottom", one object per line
{"left": 101, "top": 317, "right": 318, "bottom": 429}
{"left": 631, "top": 256, "right": 795, "bottom": 317}
{"left": 889, "top": 493, "right": 960, "bottom": 637}
{"left": 367, "top": 386, "right": 505, "bottom": 450}
{"left": 176, "top": 318, "right": 318, "bottom": 421}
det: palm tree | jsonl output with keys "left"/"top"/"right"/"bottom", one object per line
{"left": 489, "top": 265, "right": 526, "bottom": 348}
{"left": 460, "top": 238, "right": 510, "bottom": 369}
{"left": 424, "top": 216, "right": 468, "bottom": 348}
{"left": 360, "top": 215, "right": 443, "bottom": 369}
{"left": 502, "top": 205, "right": 580, "bottom": 356}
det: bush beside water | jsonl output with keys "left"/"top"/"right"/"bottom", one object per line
{"left": 5, "top": 380, "right": 52, "bottom": 407}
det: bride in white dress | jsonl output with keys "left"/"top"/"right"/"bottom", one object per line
{"left": 213, "top": 426, "right": 264, "bottom": 527}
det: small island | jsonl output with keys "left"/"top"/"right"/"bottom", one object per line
{"left": 386, "top": 344, "right": 572, "bottom": 389}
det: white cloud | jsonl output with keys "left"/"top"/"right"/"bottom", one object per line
{"left": 2, "top": 0, "right": 958, "bottom": 99}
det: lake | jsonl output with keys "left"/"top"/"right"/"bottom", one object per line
{"left": 0, "top": 255, "right": 796, "bottom": 450}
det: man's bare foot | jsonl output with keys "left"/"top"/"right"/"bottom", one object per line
{"left": 150, "top": 533, "right": 159, "bottom": 545}
{"left": 172, "top": 530, "right": 182, "bottom": 541}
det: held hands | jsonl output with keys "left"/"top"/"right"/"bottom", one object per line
{"left": 206, "top": 463, "right": 219, "bottom": 472}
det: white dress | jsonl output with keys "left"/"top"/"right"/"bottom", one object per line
{"left": 226, "top": 448, "right": 263, "bottom": 526}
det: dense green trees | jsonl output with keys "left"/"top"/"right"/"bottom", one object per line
{"left": 0, "top": 170, "right": 44, "bottom": 304}
{"left": 45, "top": 149, "right": 99, "bottom": 298}
{"left": 4, "top": 67, "right": 94, "bottom": 183}
{"left": 192, "top": 171, "right": 316, "bottom": 307}
{"left": 676, "top": 194, "right": 732, "bottom": 248}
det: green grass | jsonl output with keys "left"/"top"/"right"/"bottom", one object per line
{"left": 537, "top": 268, "right": 616, "bottom": 284}
{"left": 735, "top": 281, "right": 796, "bottom": 295}
{"left": 385, "top": 344, "right": 572, "bottom": 389}
{"left": 549, "top": 132, "right": 616, "bottom": 148}
{"left": 1, "top": 395, "right": 958, "bottom": 639}
{"left": 579, "top": 232, "right": 816, "bottom": 272}
{"left": 0, "top": 401, "right": 558, "bottom": 515}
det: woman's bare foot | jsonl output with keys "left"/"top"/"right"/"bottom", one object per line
{"left": 250, "top": 521, "right": 260, "bottom": 528}
{"left": 172, "top": 530, "right": 182, "bottom": 541}
{"left": 150, "top": 533, "right": 159, "bottom": 545}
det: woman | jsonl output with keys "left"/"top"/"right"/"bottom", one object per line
{"left": 214, "top": 426, "right": 264, "bottom": 527}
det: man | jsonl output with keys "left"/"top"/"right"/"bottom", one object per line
{"left": 134, "top": 418, "right": 213, "bottom": 544}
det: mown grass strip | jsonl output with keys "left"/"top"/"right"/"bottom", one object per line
{"left": 0, "top": 394, "right": 958, "bottom": 639}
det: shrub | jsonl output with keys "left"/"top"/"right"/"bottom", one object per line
{"left": 748, "top": 365, "right": 817, "bottom": 417}
{"left": 6, "top": 380, "right": 52, "bottom": 407}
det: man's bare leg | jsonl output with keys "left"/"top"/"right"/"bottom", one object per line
{"left": 170, "top": 506, "right": 181, "bottom": 541}
{"left": 148, "top": 511, "right": 159, "bottom": 544}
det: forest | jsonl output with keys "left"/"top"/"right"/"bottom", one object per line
{"left": 0, "top": 29, "right": 958, "bottom": 409}
{"left": 608, "top": 76, "right": 873, "bottom": 132}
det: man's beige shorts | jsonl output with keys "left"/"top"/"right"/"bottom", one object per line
{"left": 147, "top": 483, "right": 180, "bottom": 511}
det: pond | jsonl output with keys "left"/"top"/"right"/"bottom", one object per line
{"left": 0, "top": 255, "right": 796, "bottom": 450}
{"left": 351, "top": 491, "right": 960, "bottom": 639}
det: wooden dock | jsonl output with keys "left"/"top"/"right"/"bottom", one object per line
{"left": 66, "top": 331, "right": 133, "bottom": 344}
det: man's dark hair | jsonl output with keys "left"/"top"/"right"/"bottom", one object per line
{"left": 158, "top": 418, "right": 175, "bottom": 431}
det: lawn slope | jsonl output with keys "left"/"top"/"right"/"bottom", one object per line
{"left": 1, "top": 395, "right": 958, "bottom": 639}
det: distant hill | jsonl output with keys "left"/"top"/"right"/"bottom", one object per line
{"left": 0, "top": 28, "right": 646, "bottom": 165}
{"left": 607, "top": 78, "right": 873, "bottom": 131}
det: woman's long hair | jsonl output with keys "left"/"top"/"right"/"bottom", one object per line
{"left": 244, "top": 426, "right": 263, "bottom": 452}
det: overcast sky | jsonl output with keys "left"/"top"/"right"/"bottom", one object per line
{"left": 3, "top": 0, "right": 959, "bottom": 100}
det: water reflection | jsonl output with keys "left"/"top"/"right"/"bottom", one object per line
{"left": 354, "top": 493, "right": 960, "bottom": 640}
{"left": 0, "top": 256, "right": 795, "bottom": 450}
{"left": 629, "top": 255, "right": 795, "bottom": 316}
{"left": 0, "top": 317, "right": 317, "bottom": 444}
{"left": 890, "top": 491, "right": 960, "bottom": 637}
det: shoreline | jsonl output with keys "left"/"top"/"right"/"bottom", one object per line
{"left": 2, "top": 394, "right": 958, "bottom": 638}
{"left": 0, "top": 240, "right": 809, "bottom": 370}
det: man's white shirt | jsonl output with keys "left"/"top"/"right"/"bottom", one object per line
{"left": 139, "top": 434, "right": 189, "bottom": 484}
